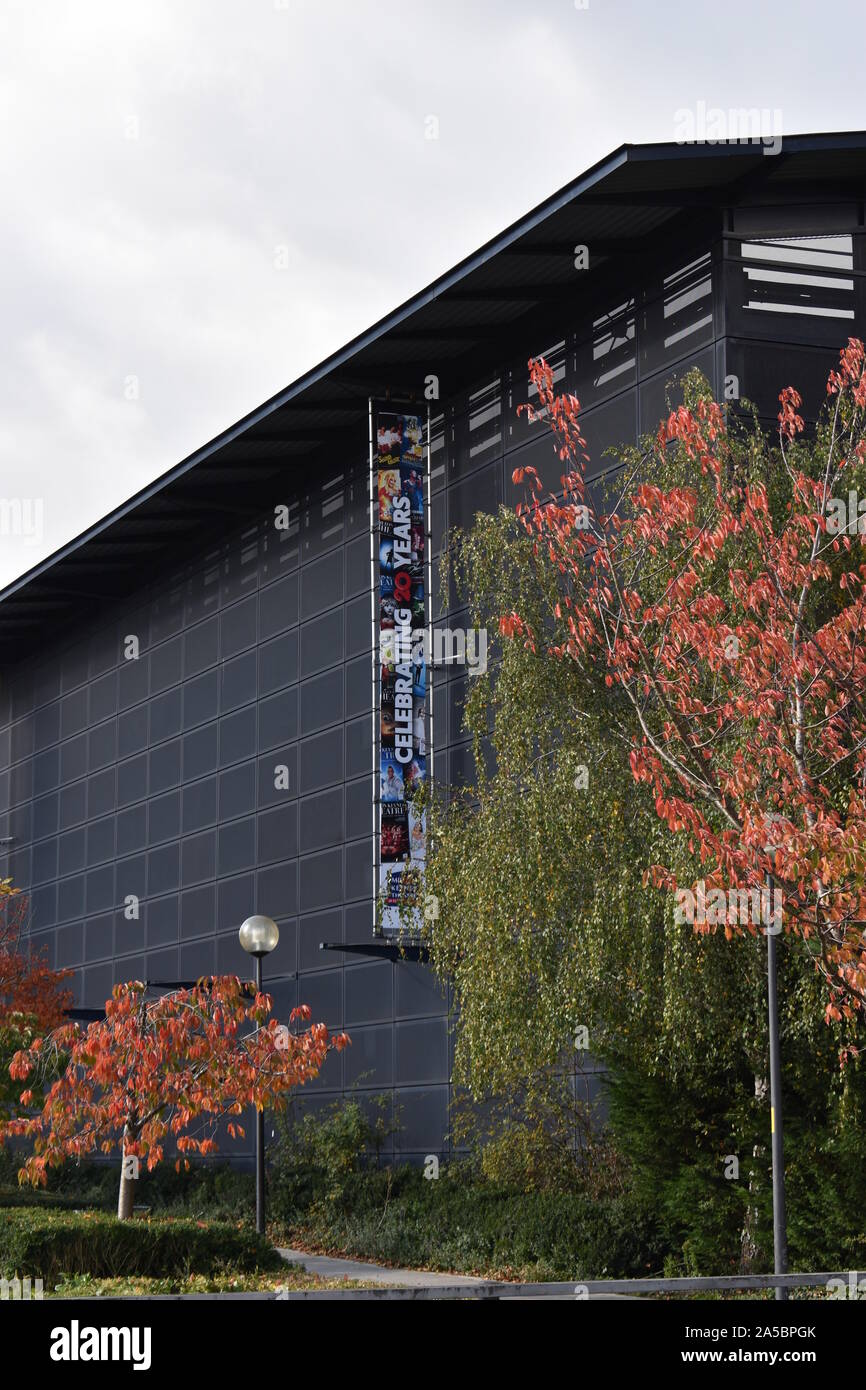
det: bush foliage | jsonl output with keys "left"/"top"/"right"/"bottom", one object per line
{"left": 0, "top": 1207, "right": 283, "bottom": 1281}
{"left": 271, "top": 1160, "right": 664, "bottom": 1280}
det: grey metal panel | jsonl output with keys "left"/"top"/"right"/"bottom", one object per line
{"left": 396, "top": 1019, "right": 449, "bottom": 1085}
{"left": 300, "top": 667, "right": 342, "bottom": 737}
{"left": 183, "top": 616, "right": 219, "bottom": 676}
{"left": 297, "top": 788, "right": 341, "bottom": 854}
{"left": 299, "top": 608, "right": 342, "bottom": 677}
{"left": 218, "top": 818, "right": 256, "bottom": 876}
{"left": 181, "top": 830, "right": 216, "bottom": 886}
{"left": 296, "top": 968, "right": 343, "bottom": 1032}
{"left": 256, "top": 860, "right": 297, "bottom": 917}
{"left": 299, "top": 727, "right": 343, "bottom": 795}
{"left": 147, "top": 894, "right": 178, "bottom": 947}
{"left": 259, "top": 688, "right": 298, "bottom": 751}
{"left": 345, "top": 961, "right": 393, "bottom": 1026}
{"left": 219, "top": 762, "right": 256, "bottom": 821}
{"left": 149, "top": 789, "right": 180, "bottom": 843}
{"left": 219, "top": 707, "right": 256, "bottom": 765}
{"left": 220, "top": 651, "right": 257, "bottom": 712}
{"left": 259, "top": 573, "right": 299, "bottom": 639}
{"left": 220, "top": 595, "right": 257, "bottom": 658}
{"left": 395, "top": 1088, "right": 450, "bottom": 1152}
{"left": 299, "top": 907, "right": 342, "bottom": 971}
{"left": 298, "top": 846, "right": 342, "bottom": 913}
{"left": 258, "top": 630, "right": 298, "bottom": 695}
{"left": 396, "top": 962, "right": 447, "bottom": 1020}
{"left": 218, "top": 871, "right": 257, "bottom": 931}
{"left": 181, "top": 882, "right": 214, "bottom": 937}
{"left": 345, "top": 1024, "right": 394, "bottom": 1087}
{"left": 300, "top": 552, "right": 344, "bottom": 620}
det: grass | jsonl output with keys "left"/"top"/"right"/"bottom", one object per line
{"left": 49, "top": 1268, "right": 371, "bottom": 1297}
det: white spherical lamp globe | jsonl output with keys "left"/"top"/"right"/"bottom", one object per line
{"left": 238, "top": 914, "right": 280, "bottom": 957}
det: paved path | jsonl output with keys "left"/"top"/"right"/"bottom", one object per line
{"left": 277, "top": 1247, "right": 637, "bottom": 1297}
{"left": 277, "top": 1246, "right": 489, "bottom": 1287}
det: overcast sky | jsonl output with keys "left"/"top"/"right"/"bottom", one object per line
{"left": 1, "top": 0, "right": 863, "bottom": 589}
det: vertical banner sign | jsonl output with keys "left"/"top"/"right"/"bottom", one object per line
{"left": 375, "top": 408, "right": 427, "bottom": 934}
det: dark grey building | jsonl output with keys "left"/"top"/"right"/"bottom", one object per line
{"left": 1, "top": 133, "right": 864, "bottom": 1161}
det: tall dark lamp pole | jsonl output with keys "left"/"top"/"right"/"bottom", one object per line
{"left": 764, "top": 825, "right": 788, "bottom": 1301}
{"left": 239, "top": 914, "right": 280, "bottom": 1238}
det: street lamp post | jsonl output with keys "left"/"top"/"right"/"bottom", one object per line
{"left": 239, "top": 914, "right": 280, "bottom": 1238}
{"left": 762, "top": 819, "right": 788, "bottom": 1302}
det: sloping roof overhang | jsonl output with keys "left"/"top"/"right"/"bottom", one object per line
{"left": 2, "top": 131, "right": 865, "bottom": 657}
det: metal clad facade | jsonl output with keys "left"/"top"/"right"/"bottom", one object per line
{"left": 2, "top": 189, "right": 864, "bottom": 1160}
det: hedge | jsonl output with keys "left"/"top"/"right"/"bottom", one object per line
{"left": 0, "top": 1208, "right": 285, "bottom": 1281}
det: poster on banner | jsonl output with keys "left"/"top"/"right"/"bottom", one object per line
{"left": 375, "top": 408, "right": 427, "bottom": 934}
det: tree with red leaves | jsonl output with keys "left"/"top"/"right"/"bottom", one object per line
{"left": 0, "top": 881, "right": 72, "bottom": 1118}
{"left": 1, "top": 976, "right": 349, "bottom": 1218}
{"left": 505, "top": 340, "right": 866, "bottom": 1039}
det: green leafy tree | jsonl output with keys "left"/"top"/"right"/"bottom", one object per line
{"left": 422, "top": 363, "right": 866, "bottom": 1269}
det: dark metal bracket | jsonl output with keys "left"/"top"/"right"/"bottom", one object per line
{"left": 319, "top": 939, "right": 429, "bottom": 963}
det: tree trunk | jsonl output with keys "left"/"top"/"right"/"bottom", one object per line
{"left": 740, "top": 1073, "right": 767, "bottom": 1271}
{"left": 117, "top": 1165, "right": 137, "bottom": 1220}
{"left": 117, "top": 1132, "right": 139, "bottom": 1221}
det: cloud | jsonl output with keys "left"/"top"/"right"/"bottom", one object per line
{"left": 0, "top": 0, "right": 861, "bottom": 589}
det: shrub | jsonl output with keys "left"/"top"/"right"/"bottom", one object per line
{"left": 0, "top": 1209, "right": 284, "bottom": 1281}
{"left": 273, "top": 1157, "right": 665, "bottom": 1279}
{"left": 267, "top": 1096, "right": 665, "bottom": 1279}
{"left": 604, "top": 1051, "right": 866, "bottom": 1275}
{"left": 479, "top": 1120, "right": 581, "bottom": 1194}
{"left": 105, "top": 1161, "right": 255, "bottom": 1222}
{"left": 271, "top": 1094, "right": 395, "bottom": 1215}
